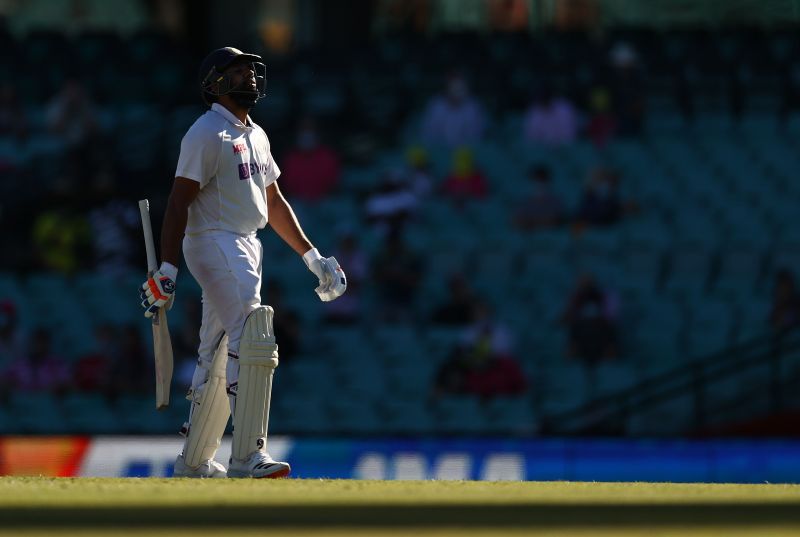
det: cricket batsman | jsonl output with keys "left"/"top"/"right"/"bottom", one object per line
{"left": 139, "top": 47, "right": 347, "bottom": 478}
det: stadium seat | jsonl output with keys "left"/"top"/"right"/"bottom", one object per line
{"left": 340, "top": 166, "right": 379, "bottom": 192}
{"left": 433, "top": 395, "right": 488, "bottom": 434}
{"left": 713, "top": 241, "right": 766, "bottom": 295}
{"left": 62, "top": 393, "right": 124, "bottom": 434}
{"left": 663, "top": 240, "right": 714, "bottom": 296}
{"left": 9, "top": 392, "right": 70, "bottom": 434}
{"left": 113, "top": 104, "right": 164, "bottom": 171}
{"left": 521, "top": 328, "right": 565, "bottom": 366}
{"left": 0, "top": 406, "right": 12, "bottom": 434}
{"left": 0, "top": 273, "right": 24, "bottom": 312}
{"left": 539, "top": 362, "right": 591, "bottom": 415}
{"left": 328, "top": 398, "right": 384, "bottom": 435}
{"left": 337, "top": 360, "right": 390, "bottom": 399}
{"left": 686, "top": 323, "right": 731, "bottom": 357}
{"left": 385, "top": 355, "right": 438, "bottom": 400}
{"left": 279, "top": 360, "right": 338, "bottom": 395}
{"left": 691, "top": 112, "right": 735, "bottom": 135}
{"left": 622, "top": 214, "right": 674, "bottom": 248}
{"left": 381, "top": 398, "right": 437, "bottom": 435}
{"left": 301, "top": 79, "right": 346, "bottom": 118}
{"left": 271, "top": 393, "right": 333, "bottom": 435}
{"left": 620, "top": 244, "right": 666, "bottom": 296}
{"left": 6, "top": 26, "right": 799, "bottom": 440}
{"left": 730, "top": 295, "right": 771, "bottom": 343}
{"left": 424, "top": 326, "right": 465, "bottom": 358}
{"left": 626, "top": 393, "right": 695, "bottom": 436}
{"left": 592, "top": 363, "right": 640, "bottom": 397}
{"left": 520, "top": 250, "right": 574, "bottom": 294}
{"left": 482, "top": 396, "right": 539, "bottom": 435}
{"left": 632, "top": 325, "right": 684, "bottom": 372}
{"left": 113, "top": 395, "right": 175, "bottom": 434}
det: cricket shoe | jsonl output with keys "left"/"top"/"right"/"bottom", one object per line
{"left": 173, "top": 454, "right": 227, "bottom": 478}
{"left": 227, "top": 451, "right": 291, "bottom": 479}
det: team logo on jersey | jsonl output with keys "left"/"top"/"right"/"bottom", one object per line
{"left": 233, "top": 143, "right": 247, "bottom": 155}
{"left": 238, "top": 163, "right": 251, "bottom": 180}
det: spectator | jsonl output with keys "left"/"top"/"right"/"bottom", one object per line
{"left": 560, "top": 274, "right": 620, "bottom": 364}
{"left": 364, "top": 168, "right": 419, "bottom": 237}
{"left": 461, "top": 301, "right": 516, "bottom": 357}
{"left": 87, "top": 174, "right": 141, "bottom": 275}
{"left": 3, "top": 328, "right": 71, "bottom": 397}
{"left": 584, "top": 87, "right": 617, "bottom": 148}
{"left": 769, "top": 268, "right": 800, "bottom": 333}
{"left": 431, "top": 273, "right": 478, "bottom": 326}
{"left": 371, "top": 229, "right": 424, "bottom": 322}
{"left": 73, "top": 324, "right": 116, "bottom": 396}
{"left": 432, "top": 301, "right": 526, "bottom": 401}
{"left": 431, "top": 344, "right": 483, "bottom": 400}
{"left": 280, "top": 116, "right": 341, "bottom": 202}
{"left": 573, "top": 166, "right": 624, "bottom": 228}
{"left": 263, "top": 280, "right": 302, "bottom": 362}
{"left": 487, "top": 0, "right": 530, "bottom": 31}
{"left": 405, "top": 145, "right": 435, "bottom": 200}
{"left": 45, "top": 78, "right": 102, "bottom": 181}
{"left": 608, "top": 42, "right": 645, "bottom": 137}
{"left": 523, "top": 86, "right": 579, "bottom": 146}
{"left": 441, "top": 147, "right": 488, "bottom": 205}
{"left": 31, "top": 201, "right": 91, "bottom": 274}
{"left": 46, "top": 78, "right": 99, "bottom": 144}
{"left": 0, "top": 300, "right": 24, "bottom": 369}
{"left": 420, "top": 72, "right": 486, "bottom": 147}
{"left": 513, "top": 164, "right": 565, "bottom": 231}
{"left": 323, "top": 229, "right": 369, "bottom": 324}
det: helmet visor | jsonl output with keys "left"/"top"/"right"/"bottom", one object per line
{"left": 201, "top": 61, "right": 267, "bottom": 101}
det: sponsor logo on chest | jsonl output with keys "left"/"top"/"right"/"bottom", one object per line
{"left": 233, "top": 142, "right": 247, "bottom": 155}
{"left": 238, "top": 161, "right": 270, "bottom": 180}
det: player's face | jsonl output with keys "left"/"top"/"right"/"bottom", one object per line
{"left": 225, "top": 61, "right": 257, "bottom": 91}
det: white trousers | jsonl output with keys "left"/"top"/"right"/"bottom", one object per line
{"left": 183, "top": 230, "right": 263, "bottom": 390}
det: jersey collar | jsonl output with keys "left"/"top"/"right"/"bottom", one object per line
{"left": 211, "top": 103, "right": 253, "bottom": 130}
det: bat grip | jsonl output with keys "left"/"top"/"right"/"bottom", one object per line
{"left": 138, "top": 199, "right": 158, "bottom": 273}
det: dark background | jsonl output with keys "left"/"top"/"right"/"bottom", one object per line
{"left": 0, "top": 0, "right": 799, "bottom": 439}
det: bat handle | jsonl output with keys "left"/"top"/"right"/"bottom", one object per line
{"left": 138, "top": 199, "right": 159, "bottom": 273}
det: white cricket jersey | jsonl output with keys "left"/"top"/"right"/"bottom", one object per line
{"left": 176, "top": 103, "right": 280, "bottom": 236}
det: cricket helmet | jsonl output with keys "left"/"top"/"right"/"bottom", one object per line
{"left": 199, "top": 47, "right": 266, "bottom": 107}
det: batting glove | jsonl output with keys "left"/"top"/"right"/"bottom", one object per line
{"left": 140, "top": 262, "right": 177, "bottom": 317}
{"left": 303, "top": 248, "right": 347, "bottom": 302}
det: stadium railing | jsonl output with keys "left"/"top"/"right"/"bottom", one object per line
{"left": 539, "top": 328, "right": 800, "bottom": 436}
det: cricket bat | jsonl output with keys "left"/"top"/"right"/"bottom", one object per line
{"left": 138, "top": 199, "right": 173, "bottom": 410}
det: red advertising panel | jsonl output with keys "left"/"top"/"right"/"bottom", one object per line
{"left": 0, "top": 436, "right": 90, "bottom": 477}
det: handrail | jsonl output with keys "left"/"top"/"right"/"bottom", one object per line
{"left": 540, "top": 329, "right": 800, "bottom": 435}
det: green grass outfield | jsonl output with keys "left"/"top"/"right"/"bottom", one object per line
{"left": 1, "top": 477, "right": 799, "bottom": 536}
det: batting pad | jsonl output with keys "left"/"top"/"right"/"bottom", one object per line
{"left": 183, "top": 335, "right": 232, "bottom": 467}
{"left": 231, "top": 306, "right": 279, "bottom": 462}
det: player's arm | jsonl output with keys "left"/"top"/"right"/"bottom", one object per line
{"left": 161, "top": 177, "right": 200, "bottom": 267}
{"left": 267, "top": 182, "right": 346, "bottom": 301}
{"left": 266, "top": 182, "right": 313, "bottom": 256}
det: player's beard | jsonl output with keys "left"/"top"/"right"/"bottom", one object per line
{"left": 230, "top": 79, "right": 260, "bottom": 109}
{"left": 231, "top": 91, "right": 258, "bottom": 109}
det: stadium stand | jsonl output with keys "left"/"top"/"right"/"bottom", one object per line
{"left": 1, "top": 25, "right": 799, "bottom": 438}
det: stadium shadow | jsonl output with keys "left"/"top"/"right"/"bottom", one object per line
{"left": 0, "top": 504, "right": 799, "bottom": 528}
